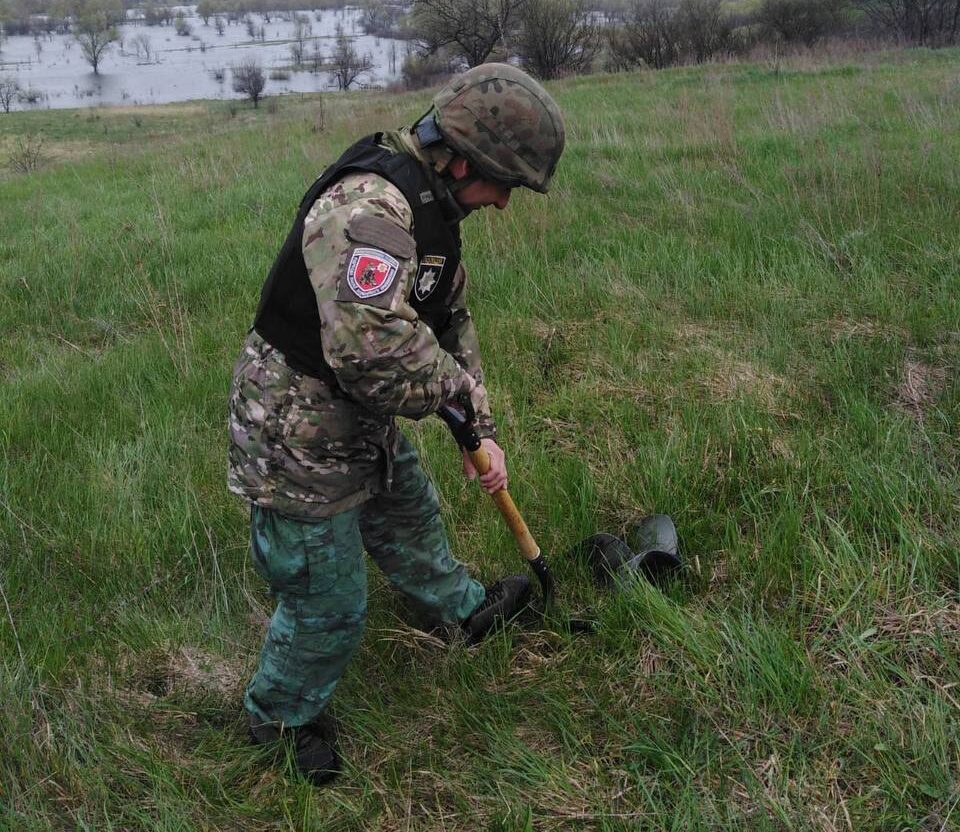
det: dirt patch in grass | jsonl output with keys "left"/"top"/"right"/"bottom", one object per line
{"left": 126, "top": 644, "right": 247, "bottom": 702}
{"left": 874, "top": 600, "right": 960, "bottom": 682}
{"left": 702, "top": 355, "right": 787, "bottom": 410}
{"left": 168, "top": 646, "right": 246, "bottom": 698}
{"left": 822, "top": 316, "right": 905, "bottom": 344}
{"left": 876, "top": 600, "right": 960, "bottom": 640}
{"left": 894, "top": 355, "right": 947, "bottom": 421}
{"left": 670, "top": 321, "right": 788, "bottom": 408}
{"left": 674, "top": 321, "right": 736, "bottom": 342}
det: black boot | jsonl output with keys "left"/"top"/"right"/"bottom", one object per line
{"left": 462, "top": 575, "right": 531, "bottom": 644}
{"left": 249, "top": 712, "right": 340, "bottom": 786}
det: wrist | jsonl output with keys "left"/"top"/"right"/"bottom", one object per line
{"left": 475, "top": 421, "right": 497, "bottom": 442}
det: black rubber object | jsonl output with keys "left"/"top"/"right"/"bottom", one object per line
{"left": 624, "top": 514, "right": 683, "bottom": 585}
{"left": 569, "top": 533, "right": 635, "bottom": 585}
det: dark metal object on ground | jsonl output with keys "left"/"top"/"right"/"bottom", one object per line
{"left": 571, "top": 515, "right": 682, "bottom": 589}
{"left": 572, "top": 532, "right": 634, "bottom": 585}
{"left": 624, "top": 514, "right": 683, "bottom": 585}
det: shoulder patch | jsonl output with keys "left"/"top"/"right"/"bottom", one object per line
{"left": 345, "top": 248, "right": 400, "bottom": 299}
{"left": 346, "top": 214, "right": 416, "bottom": 260}
{"left": 414, "top": 255, "right": 447, "bottom": 302}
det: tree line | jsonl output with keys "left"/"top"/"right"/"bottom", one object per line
{"left": 2, "top": 0, "right": 958, "bottom": 111}
{"left": 405, "top": 0, "right": 960, "bottom": 84}
{"left": 4, "top": 1, "right": 958, "bottom": 63}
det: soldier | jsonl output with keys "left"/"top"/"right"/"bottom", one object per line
{"left": 227, "top": 63, "right": 565, "bottom": 785}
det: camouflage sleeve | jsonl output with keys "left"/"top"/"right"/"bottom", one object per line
{"left": 303, "top": 172, "right": 474, "bottom": 420}
{"left": 434, "top": 263, "right": 497, "bottom": 440}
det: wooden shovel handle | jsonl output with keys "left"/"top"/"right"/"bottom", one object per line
{"left": 468, "top": 445, "right": 541, "bottom": 563}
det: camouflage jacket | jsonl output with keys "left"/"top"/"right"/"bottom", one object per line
{"left": 228, "top": 130, "right": 495, "bottom": 519}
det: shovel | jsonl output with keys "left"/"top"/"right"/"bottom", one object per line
{"left": 438, "top": 400, "right": 682, "bottom": 635}
{"left": 437, "top": 399, "right": 557, "bottom": 608}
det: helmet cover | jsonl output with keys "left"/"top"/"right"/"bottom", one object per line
{"left": 433, "top": 63, "right": 565, "bottom": 193}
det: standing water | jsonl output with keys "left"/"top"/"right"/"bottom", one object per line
{"left": 0, "top": 5, "right": 406, "bottom": 110}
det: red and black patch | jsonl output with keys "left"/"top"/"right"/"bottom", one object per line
{"left": 345, "top": 248, "right": 400, "bottom": 299}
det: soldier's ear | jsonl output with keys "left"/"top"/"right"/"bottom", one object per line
{"left": 447, "top": 157, "right": 471, "bottom": 181}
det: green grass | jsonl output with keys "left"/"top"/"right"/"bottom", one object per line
{"left": 2, "top": 48, "right": 959, "bottom": 830}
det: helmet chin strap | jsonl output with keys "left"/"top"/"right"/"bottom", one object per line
{"left": 438, "top": 173, "right": 475, "bottom": 221}
{"left": 446, "top": 172, "right": 481, "bottom": 193}
{"left": 413, "top": 112, "right": 480, "bottom": 221}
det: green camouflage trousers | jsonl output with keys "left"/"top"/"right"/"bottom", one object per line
{"left": 244, "top": 434, "right": 485, "bottom": 728}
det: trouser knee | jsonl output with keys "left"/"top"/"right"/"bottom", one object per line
{"left": 245, "top": 505, "right": 367, "bottom": 726}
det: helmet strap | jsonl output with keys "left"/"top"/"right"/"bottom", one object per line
{"left": 445, "top": 171, "right": 480, "bottom": 193}
{"left": 437, "top": 172, "right": 472, "bottom": 221}
{"left": 410, "top": 114, "right": 477, "bottom": 222}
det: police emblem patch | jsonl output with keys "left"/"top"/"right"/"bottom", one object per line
{"left": 347, "top": 248, "right": 400, "bottom": 299}
{"left": 414, "top": 255, "right": 446, "bottom": 302}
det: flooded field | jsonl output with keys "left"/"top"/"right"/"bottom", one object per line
{"left": 0, "top": 6, "right": 406, "bottom": 110}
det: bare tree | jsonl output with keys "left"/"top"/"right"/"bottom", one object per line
{"left": 401, "top": 49, "right": 457, "bottom": 88}
{"left": 0, "top": 75, "right": 21, "bottom": 112}
{"left": 854, "top": 0, "right": 960, "bottom": 44}
{"left": 675, "top": 0, "right": 731, "bottom": 61}
{"left": 174, "top": 9, "right": 191, "bottom": 36}
{"left": 232, "top": 58, "right": 266, "bottom": 107}
{"left": 130, "top": 32, "right": 152, "bottom": 61}
{"left": 309, "top": 39, "right": 325, "bottom": 73}
{"left": 759, "top": 0, "right": 852, "bottom": 46}
{"left": 330, "top": 24, "right": 373, "bottom": 89}
{"left": 517, "top": 0, "right": 598, "bottom": 79}
{"left": 360, "top": 0, "right": 406, "bottom": 37}
{"left": 290, "top": 14, "right": 312, "bottom": 65}
{"left": 607, "top": 0, "right": 679, "bottom": 70}
{"left": 143, "top": 2, "right": 173, "bottom": 26}
{"left": 413, "top": 0, "right": 526, "bottom": 67}
{"left": 8, "top": 133, "right": 46, "bottom": 174}
{"left": 73, "top": 0, "right": 122, "bottom": 75}
{"left": 196, "top": 0, "right": 213, "bottom": 25}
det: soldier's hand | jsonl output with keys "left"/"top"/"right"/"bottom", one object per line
{"left": 462, "top": 438, "right": 508, "bottom": 495}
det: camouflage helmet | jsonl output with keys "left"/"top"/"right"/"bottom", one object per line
{"left": 432, "top": 63, "right": 565, "bottom": 194}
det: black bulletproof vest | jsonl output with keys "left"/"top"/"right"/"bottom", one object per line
{"left": 253, "top": 133, "right": 462, "bottom": 379}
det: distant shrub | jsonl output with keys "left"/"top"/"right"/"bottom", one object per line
{"left": 400, "top": 50, "right": 456, "bottom": 89}
{"left": 605, "top": 0, "right": 680, "bottom": 70}
{"left": 0, "top": 77, "right": 21, "bottom": 113}
{"left": 8, "top": 134, "right": 47, "bottom": 175}
{"left": 758, "top": 0, "right": 852, "bottom": 46}
{"left": 232, "top": 58, "right": 266, "bottom": 107}
{"left": 675, "top": 0, "right": 732, "bottom": 63}
{"left": 359, "top": 0, "right": 410, "bottom": 39}
{"left": 853, "top": 0, "right": 960, "bottom": 46}
{"left": 18, "top": 87, "right": 45, "bottom": 106}
{"left": 174, "top": 10, "right": 192, "bottom": 36}
{"left": 517, "top": 0, "right": 600, "bottom": 80}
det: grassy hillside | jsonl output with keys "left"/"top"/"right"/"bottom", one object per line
{"left": 2, "top": 49, "right": 959, "bottom": 830}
